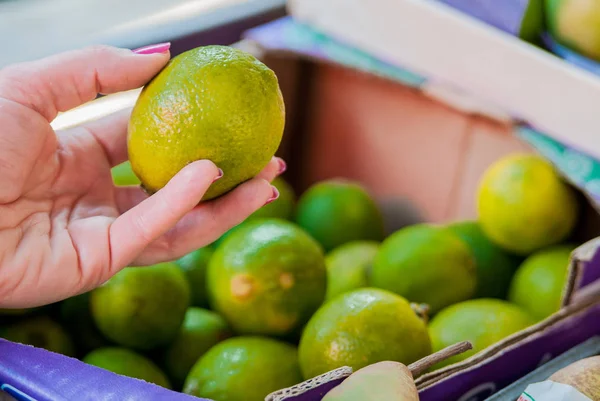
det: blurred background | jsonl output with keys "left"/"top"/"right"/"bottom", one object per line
{"left": 0, "top": 0, "right": 286, "bottom": 67}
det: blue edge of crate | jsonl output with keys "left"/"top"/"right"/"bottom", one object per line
{"left": 4, "top": 14, "right": 600, "bottom": 401}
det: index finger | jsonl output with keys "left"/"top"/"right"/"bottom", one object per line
{"left": 0, "top": 43, "right": 171, "bottom": 122}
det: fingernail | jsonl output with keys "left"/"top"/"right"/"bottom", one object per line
{"left": 264, "top": 186, "right": 280, "bottom": 205}
{"left": 132, "top": 42, "right": 171, "bottom": 55}
{"left": 276, "top": 157, "right": 287, "bottom": 174}
{"left": 212, "top": 168, "right": 224, "bottom": 182}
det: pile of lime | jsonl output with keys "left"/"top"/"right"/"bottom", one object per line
{"left": 0, "top": 45, "right": 583, "bottom": 401}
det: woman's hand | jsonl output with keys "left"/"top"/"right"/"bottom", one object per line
{"left": 0, "top": 44, "right": 283, "bottom": 308}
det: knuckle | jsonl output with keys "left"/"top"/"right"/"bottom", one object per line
{"left": 84, "top": 45, "right": 119, "bottom": 62}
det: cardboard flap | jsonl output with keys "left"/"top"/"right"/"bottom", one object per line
{"left": 265, "top": 367, "right": 352, "bottom": 401}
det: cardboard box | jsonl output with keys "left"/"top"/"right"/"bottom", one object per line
{"left": 6, "top": 18, "right": 600, "bottom": 401}
{"left": 286, "top": 0, "right": 600, "bottom": 164}
{"left": 239, "top": 18, "right": 600, "bottom": 401}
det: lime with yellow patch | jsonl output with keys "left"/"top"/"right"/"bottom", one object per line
{"left": 128, "top": 45, "right": 285, "bottom": 200}
{"left": 207, "top": 218, "right": 327, "bottom": 336}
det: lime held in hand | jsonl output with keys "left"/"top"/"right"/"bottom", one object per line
{"left": 128, "top": 45, "right": 285, "bottom": 200}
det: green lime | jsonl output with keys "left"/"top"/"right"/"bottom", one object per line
{"left": 298, "top": 288, "right": 431, "bottom": 380}
{"left": 207, "top": 218, "right": 327, "bottom": 336}
{"left": 111, "top": 161, "right": 140, "bottom": 186}
{"left": 183, "top": 336, "right": 302, "bottom": 401}
{"left": 90, "top": 262, "right": 190, "bottom": 350}
{"left": 84, "top": 347, "right": 171, "bottom": 388}
{"left": 477, "top": 154, "right": 579, "bottom": 255}
{"left": 163, "top": 307, "right": 233, "bottom": 389}
{"left": 325, "top": 241, "right": 379, "bottom": 301}
{"left": 508, "top": 244, "right": 576, "bottom": 321}
{"left": 176, "top": 247, "right": 214, "bottom": 308}
{"left": 448, "top": 220, "right": 522, "bottom": 299}
{"left": 295, "top": 180, "right": 385, "bottom": 252}
{"left": 1, "top": 316, "right": 75, "bottom": 357}
{"left": 371, "top": 224, "right": 477, "bottom": 313}
{"left": 128, "top": 45, "right": 285, "bottom": 200}
{"left": 428, "top": 298, "right": 535, "bottom": 368}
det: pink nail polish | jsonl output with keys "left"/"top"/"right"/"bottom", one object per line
{"left": 264, "top": 186, "right": 280, "bottom": 205}
{"left": 132, "top": 42, "right": 171, "bottom": 55}
{"left": 212, "top": 168, "right": 224, "bottom": 182}
{"left": 277, "top": 158, "right": 287, "bottom": 174}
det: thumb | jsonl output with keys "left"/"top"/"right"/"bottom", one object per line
{"left": 0, "top": 43, "right": 171, "bottom": 122}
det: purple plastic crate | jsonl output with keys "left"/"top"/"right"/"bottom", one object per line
{"left": 0, "top": 339, "right": 207, "bottom": 401}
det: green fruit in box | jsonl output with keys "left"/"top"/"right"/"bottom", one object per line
{"left": 175, "top": 247, "right": 214, "bottom": 308}
{"left": 1, "top": 316, "right": 75, "bottom": 357}
{"left": 428, "top": 298, "right": 535, "bottom": 368}
{"left": 295, "top": 180, "right": 385, "bottom": 252}
{"left": 508, "top": 244, "right": 576, "bottom": 321}
{"left": 207, "top": 218, "right": 327, "bottom": 337}
{"left": 371, "top": 224, "right": 477, "bottom": 314}
{"left": 183, "top": 336, "right": 302, "bottom": 401}
{"left": 84, "top": 347, "right": 171, "bottom": 389}
{"left": 448, "top": 220, "right": 522, "bottom": 299}
{"left": 298, "top": 288, "right": 431, "bottom": 380}
{"left": 325, "top": 240, "right": 379, "bottom": 301}
{"left": 91, "top": 262, "right": 190, "bottom": 350}
{"left": 477, "top": 153, "right": 579, "bottom": 255}
{"left": 163, "top": 307, "right": 233, "bottom": 389}
{"left": 546, "top": 0, "right": 600, "bottom": 61}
